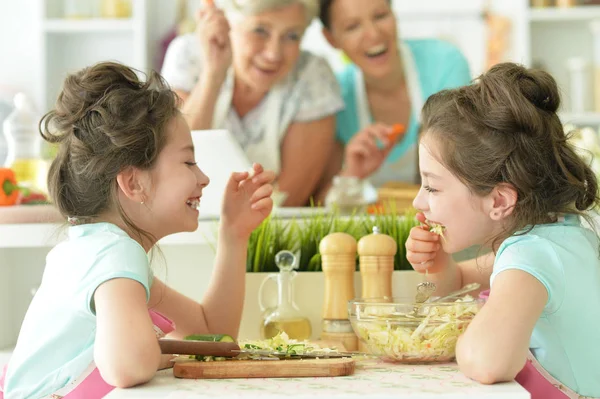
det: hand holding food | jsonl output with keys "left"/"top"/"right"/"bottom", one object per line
{"left": 387, "top": 123, "right": 405, "bottom": 143}
{"left": 406, "top": 212, "right": 449, "bottom": 273}
{"left": 343, "top": 123, "right": 403, "bottom": 179}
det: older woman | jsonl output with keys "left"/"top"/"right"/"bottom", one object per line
{"left": 315, "top": 0, "right": 472, "bottom": 199}
{"left": 161, "top": 0, "right": 344, "bottom": 207}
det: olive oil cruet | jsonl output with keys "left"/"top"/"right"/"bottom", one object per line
{"left": 258, "top": 250, "right": 312, "bottom": 340}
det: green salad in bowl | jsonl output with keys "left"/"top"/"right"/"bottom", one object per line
{"left": 348, "top": 296, "right": 480, "bottom": 363}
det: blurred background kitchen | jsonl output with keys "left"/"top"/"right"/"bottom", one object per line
{"left": 3, "top": 0, "right": 600, "bottom": 365}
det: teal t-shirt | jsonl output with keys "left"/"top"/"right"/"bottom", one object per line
{"left": 4, "top": 223, "right": 152, "bottom": 399}
{"left": 335, "top": 38, "right": 472, "bottom": 165}
{"left": 491, "top": 214, "right": 600, "bottom": 397}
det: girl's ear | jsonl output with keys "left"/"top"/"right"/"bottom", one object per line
{"left": 322, "top": 26, "right": 339, "bottom": 49}
{"left": 116, "top": 166, "right": 149, "bottom": 203}
{"left": 489, "top": 183, "right": 518, "bottom": 221}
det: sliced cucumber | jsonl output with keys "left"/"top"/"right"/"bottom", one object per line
{"left": 184, "top": 334, "right": 235, "bottom": 342}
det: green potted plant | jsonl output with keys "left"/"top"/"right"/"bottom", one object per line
{"left": 246, "top": 205, "right": 419, "bottom": 272}
{"left": 241, "top": 206, "right": 426, "bottom": 340}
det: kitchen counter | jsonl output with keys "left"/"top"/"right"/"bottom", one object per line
{"left": 105, "top": 360, "right": 530, "bottom": 399}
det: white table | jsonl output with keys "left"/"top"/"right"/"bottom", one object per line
{"left": 105, "top": 360, "right": 530, "bottom": 399}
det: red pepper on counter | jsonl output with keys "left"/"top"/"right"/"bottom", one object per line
{"left": 0, "top": 168, "right": 20, "bottom": 206}
{"left": 20, "top": 192, "right": 49, "bottom": 205}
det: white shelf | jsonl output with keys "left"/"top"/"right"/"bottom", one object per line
{"left": 0, "top": 206, "right": 333, "bottom": 249}
{"left": 0, "top": 221, "right": 219, "bottom": 249}
{"left": 44, "top": 18, "right": 136, "bottom": 33}
{"left": 560, "top": 112, "right": 600, "bottom": 126}
{"left": 38, "top": 0, "right": 147, "bottom": 111}
{"left": 529, "top": 6, "right": 600, "bottom": 22}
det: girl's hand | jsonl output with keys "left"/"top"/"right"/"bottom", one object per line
{"left": 195, "top": 3, "right": 232, "bottom": 84}
{"left": 342, "top": 123, "right": 402, "bottom": 179}
{"left": 221, "top": 163, "right": 275, "bottom": 240}
{"left": 406, "top": 212, "right": 450, "bottom": 273}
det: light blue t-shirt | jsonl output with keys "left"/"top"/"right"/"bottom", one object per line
{"left": 491, "top": 214, "right": 600, "bottom": 397}
{"left": 4, "top": 223, "right": 152, "bottom": 399}
{"left": 335, "top": 39, "right": 471, "bottom": 185}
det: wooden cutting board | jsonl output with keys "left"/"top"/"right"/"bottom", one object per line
{"left": 173, "top": 357, "right": 356, "bottom": 379}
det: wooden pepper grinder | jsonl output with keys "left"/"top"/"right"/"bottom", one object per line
{"left": 358, "top": 226, "right": 396, "bottom": 299}
{"left": 356, "top": 226, "right": 397, "bottom": 352}
{"left": 319, "top": 232, "right": 358, "bottom": 351}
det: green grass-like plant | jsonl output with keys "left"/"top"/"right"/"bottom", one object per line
{"left": 246, "top": 204, "right": 419, "bottom": 272}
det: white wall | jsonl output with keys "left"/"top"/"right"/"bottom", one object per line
{"left": 0, "top": 0, "right": 492, "bottom": 114}
{"left": 0, "top": 0, "right": 41, "bottom": 106}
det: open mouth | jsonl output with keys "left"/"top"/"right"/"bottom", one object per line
{"left": 186, "top": 197, "right": 200, "bottom": 210}
{"left": 365, "top": 44, "right": 389, "bottom": 58}
{"left": 254, "top": 65, "right": 278, "bottom": 76}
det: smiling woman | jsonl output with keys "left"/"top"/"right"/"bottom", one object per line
{"left": 314, "top": 0, "right": 472, "bottom": 203}
{"left": 161, "top": 0, "right": 344, "bottom": 207}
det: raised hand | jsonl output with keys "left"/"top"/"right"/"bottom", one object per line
{"left": 342, "top": 123, "right": 404, "bottom": 179}
{"left": 195, "top": 1, "right": 232, "bottom": 84}
{"left": 405, "top": 212, "right": 450, "bottom": 274}
{"left": 220, "top": 163, "right": 275, "bottom": 240}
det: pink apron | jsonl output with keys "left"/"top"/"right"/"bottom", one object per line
{"left": 0, "top": 309, "right": 174, "bottom": 399}
{"left": 478, "top": 290, "right": 595, "bottom": 399}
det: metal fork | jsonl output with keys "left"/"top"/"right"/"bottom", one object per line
{"left": 411, "top": 281, "right": 437, "bottom": 316}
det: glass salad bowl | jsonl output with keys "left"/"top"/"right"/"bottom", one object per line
{"left": 348, "top": 296, "right": 481, "bottom": 363}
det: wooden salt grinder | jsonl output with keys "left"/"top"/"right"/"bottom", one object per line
{"left": 356, "top": 226, "right": 397, "bottom": 352}
{"left": 358, "top": 226, "right": 397, "bottom": 299}
{"left": 319, "top": 232, "right": 358, "bottom": 351}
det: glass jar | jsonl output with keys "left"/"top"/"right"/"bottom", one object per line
{"left": 325, "top": 175, "right": 367, "bottom": 214}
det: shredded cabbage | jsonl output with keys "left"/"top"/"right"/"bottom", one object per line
{"left": 239, "top": 332, "right": 339, "bottom": 356}
{"left": 354, "top": 296, "right": 479, "bottom": 362}
{"left": 427, "top": 221, "right": 446, "bottom": 240}
{"left": 189, "top": 332, "right": 341, "bottom": 362}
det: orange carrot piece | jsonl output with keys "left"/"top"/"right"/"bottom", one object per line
{"left": 388, "top": 124, "right": 405, "bottom": 142}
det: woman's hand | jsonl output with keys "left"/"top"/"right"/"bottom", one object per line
{"left": 195, "top": 4, "right": 232, "bottom": 84}
{"left": 342, "top": 123, "right": 402, "bottom": 179}
{"left": 220, "top": 163, "right": 275, "bottom": 240}
{"left": 406, "top": 212, "right": 450, "bottom": 274}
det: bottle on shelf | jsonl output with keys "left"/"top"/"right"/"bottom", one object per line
{"left": 590, "top": 20, "right": 600, "bottom": 112}
{"left": 63, "top": 0, "right": 94, "bottom": 19}
{"left": 566, "top": 57, "right": 593, "bottom": 114}
{"left": 555, "top": 0, "right": 577, "bottom": 6}
{"left": 530, "top": 0, "right": 553, "bottom": 7}
{"left": 101, "top": 0, "right": 132, "bottom": 18}
{"left": 3, "top": 93, "right": 47, "bottom": 193}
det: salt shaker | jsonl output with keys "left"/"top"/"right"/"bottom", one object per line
{"left": 357, "top": 226, "right": 396, "bottom": 299}
{"left": 357, "top": 227, "right": 396, "bottom": 352}
{"left": 319, "top": 232, "right": 358, "bottom": 351}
